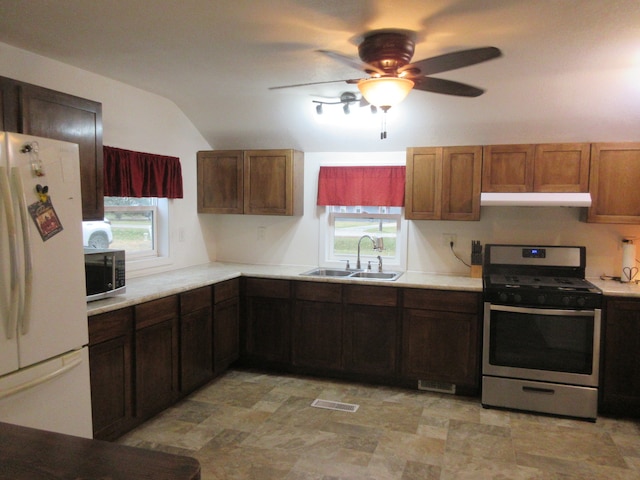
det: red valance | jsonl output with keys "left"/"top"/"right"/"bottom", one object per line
{"left": 317, "top": 166, "right": 405, "bottom": 206}
{"left": 103, "top": 146, "right": 183, "bottom": 198}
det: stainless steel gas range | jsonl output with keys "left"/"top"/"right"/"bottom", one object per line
{"left": 481, "top": 244, "right": 603, "bottom": 421}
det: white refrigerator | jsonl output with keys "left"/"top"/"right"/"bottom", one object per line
{"left": 0, "top": 132, "right": 93, "bottom": 438}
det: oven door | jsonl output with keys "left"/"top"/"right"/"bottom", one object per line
{"left": 483, "top": 303, "right": 601, "bottom": 387}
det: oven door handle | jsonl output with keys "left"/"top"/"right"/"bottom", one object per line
{"left": 489, "top": 304, "right": 596, "bottom": 317}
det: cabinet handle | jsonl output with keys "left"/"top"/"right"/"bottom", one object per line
{"left": 522, "top": 386, "right": 555, "bottom": 395}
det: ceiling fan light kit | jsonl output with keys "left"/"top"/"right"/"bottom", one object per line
{"left": 272, "top": 28, "right": 501, "bottom": 138}
{"left": 357, "top": 77, "right": 414, "bottom": 110}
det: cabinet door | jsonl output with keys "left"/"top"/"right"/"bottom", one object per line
{"left": 482, "top": 144, "right": 535, "bottom": 192}
{"left": 441, "top": 146, "right": 482, "bottom": 220}
{"left": 135, "top": 296, "right": 179, "bottom": 420}
{"left": 292, "top": 282, "right": 343, "bottom": 371}
{"left": 344, "top": 305, "right": 397, "bottom": 378}
{"left": 588, "top": 143, "right": 640, "bottom": 224}
{"left": 533, "top": 143, "right": 590, "bottom": 192}
{"left": 214, "top": 278, "right": 240, "bottom": 375}
{"left": 88, "top": 308, "right": 134, "bottom": 441}
{"left": 19, "top": 83, "right": 104, "bottom": 220}
{"left": 0, "top": 76, "right": 19, "bottom": 132}
{"left": 601, "top": 298, "right": 640, "bottom": 416}
{"left": 180, "top": 287, "right": 213, "bottom": 393}
{"left": 244, "top": 149, "right": 303, "bottom": 216}
{"left": 214, "top": 296, "right": 240, "bottom": 374}
{"left": 343, "top": 285, "right": 398, "bottom": 378}
{"left": 243, "top": 278, "right": 291, "bottom": 364}
{"left": 405, "top": 147, "right": 442, "bottom": 220}
{"left": 401, "top": 308, "right": 479, "bottom": 387}
{"left": 197, "top": 150, "right": 244, "bottom": 213}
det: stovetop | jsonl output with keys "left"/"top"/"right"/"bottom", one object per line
{"left": 487, "top": 274, "right": 599, "bottom": 292}
{"left": 483, "top": 244, "right": 602, "bottom": 309}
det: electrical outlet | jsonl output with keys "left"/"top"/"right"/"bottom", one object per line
{"left": 257, "top": 226, "right": 266, "bottom": 241}
{"left": 442, "top": 233, "right": 457, "bottom": 247}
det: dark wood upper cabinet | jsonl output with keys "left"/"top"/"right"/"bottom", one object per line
{"left": 0, "top": 76, "right": 104, "bottom": 220}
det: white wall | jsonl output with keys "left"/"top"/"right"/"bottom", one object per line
{"left": 0, "top": 42, "right": 212, "bottom": 276}
{"left": 204, "top": 150, "right": 640, "bottom": 279}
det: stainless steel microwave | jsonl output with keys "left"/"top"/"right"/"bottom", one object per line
{"left": 84, "top": 248, "right": 126, "bottom": 302}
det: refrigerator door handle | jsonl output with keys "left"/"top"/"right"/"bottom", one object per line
{"left": 0, "top": 350, "right": 83, "bottom": 401}
{"left": 0, "top": 166, "right": 20, "bottom": 340}
{"left": 10, "top": 167, "right": 33, "bottom": 335}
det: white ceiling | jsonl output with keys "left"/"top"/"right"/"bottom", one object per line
{"left": 0, "top": 0, "right": 639, "bottom": 152}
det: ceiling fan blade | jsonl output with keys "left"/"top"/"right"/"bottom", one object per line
{"left": 316, "top": 49, "right": 386, "bottom": 75}
{"left": 269, "top": 78, "right": 363, "bottom": 90}
{"left": 400, "top": 46, "right": 502, "bottom": 76}
{"left": 413, "top": 77, "right": 485, "bottom": 97}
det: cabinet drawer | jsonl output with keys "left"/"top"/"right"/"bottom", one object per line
{"left": 88, "top": 308, "right": 133, "bottom": 345}
{"left": 344, "top": 285, "right": 397, "bottom": 307}
{"left": 180, "top": 286, "right": 211, "bottom": 314}
{"left": 244, "top": 278, "right": 290, "bottom": 298}
{"left": 214, "top": 278, "right": 240, "bottom": 303}
{"left": 403, "top": 289, "right": 479, "bottom": 313}
{"left": 295, "top": 281, "right": 342, "bottom": 303}
{"left": 135, "top": 296, "right": 179, "bottom": 330}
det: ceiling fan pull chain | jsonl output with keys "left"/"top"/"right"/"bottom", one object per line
{"left": 380, "top": 110, "right": 388, "bottom": 139}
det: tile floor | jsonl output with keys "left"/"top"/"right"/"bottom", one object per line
{"left": 118, "top": 369, "right": 640, "bottom": 479}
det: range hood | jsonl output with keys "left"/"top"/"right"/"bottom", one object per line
{"left": 480, "top": 192, "right": 592, "bottom": 207}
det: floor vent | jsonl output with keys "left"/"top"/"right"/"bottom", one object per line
{"left": 310, "top": 399, "right": 359, "bottom": 413}
{"left": 418, "top": 380, "right": 456, "bottom": 394}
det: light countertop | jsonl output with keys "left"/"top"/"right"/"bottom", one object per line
{"left": 87, "top": 262, "right": 483, "bottom": 316}
{"left": 86, "top": 262, "right": 640, "bottom": 316}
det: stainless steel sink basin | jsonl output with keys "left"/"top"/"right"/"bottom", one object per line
{"left": 300, "top": 268, "right": 353, "bottom": 277}
{"left": 300, "top": 268, "right": 403, "bottom": 281}
{"left": 349, "top": 271, "right": 402, "bottom": 281}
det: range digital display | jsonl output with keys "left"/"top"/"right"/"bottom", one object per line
{"left": 522, "top": 248, "right": 546, "bottom": 258}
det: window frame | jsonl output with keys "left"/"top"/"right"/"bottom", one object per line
{"left": 319, "top": 206, "right": 408, "bottom": 271}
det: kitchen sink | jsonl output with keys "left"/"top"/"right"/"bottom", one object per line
{"left": 300, "top": 268, "right": 402, "bottom": 281}
{"left": 349, "top": 271, "right": 402, "bottom": 281}
{"left": 300, "top": 268, "right": 353, "bottom": 277}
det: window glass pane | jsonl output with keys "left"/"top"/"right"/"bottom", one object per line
{"left": 103, "top": 197, "right": 157, "bottom": 255}
{"left": 330, "top": 206, "right": 401, "bottom": 261}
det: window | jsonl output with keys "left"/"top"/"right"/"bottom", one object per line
{"left": 321, "top": 206, "right": 407, "bottom": 271}
{"left": 104, "top": 196, "right": 158, "bottom": 258}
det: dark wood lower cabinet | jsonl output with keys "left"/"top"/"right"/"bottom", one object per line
{"left": 343, "top": 285, "right": 399, "bottom": 380}
{"left": 135, "top": 296, "right": 180, "bottom": 421}
{"left": 242, "top": 278, "right": 292, "bottom": 366}
{"left": 401, "top": 288, "right": 481, "bottom": 393}
{"left": 600, "top": 297, "right": 640, "bottom": 417}
{"left": 213, "top": 279, "right": 240, "bottom": 374}
{"left": 292, "top": 282, "right": 343, "bottom": 371}
{"left": 88, "top": 308, "right": 134, "bottom": 441}
{"left": 180, "top": 287, "right": 213, "bottom": 393}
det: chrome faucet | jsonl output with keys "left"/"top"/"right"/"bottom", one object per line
{"left": 356, "top": 235, "right": 382, "bottom": 269}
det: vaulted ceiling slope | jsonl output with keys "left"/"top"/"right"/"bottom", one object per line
{"left": 0, "top": 0, "right": 638, "bottom": 152}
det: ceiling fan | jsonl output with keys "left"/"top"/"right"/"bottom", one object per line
{"left": 270, "top": 29, "right": 502, "bottom": 110}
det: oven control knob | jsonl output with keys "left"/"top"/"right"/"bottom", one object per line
{"left": 576, "top": 297, "right": 586, "bottom": 307}
{"left": 537, "top": 295, "right": 546, "bottom": 305}
{"left": 499, "top": 293, "right": 508, "bottom": 302}
{"left": 513, "top": 294, "right": 522, "bottom": 303}
{"left": 562, "top": 296, "right": 571, "bottom": 306}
